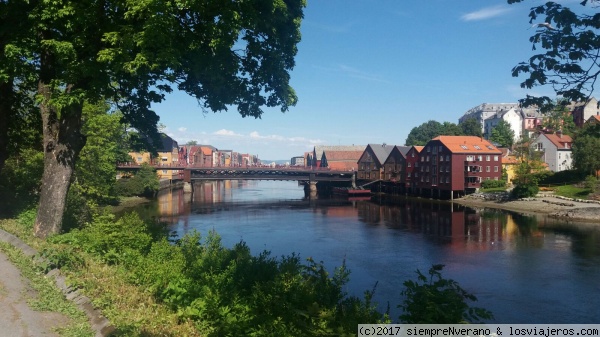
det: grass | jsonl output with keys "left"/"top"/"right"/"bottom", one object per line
{"left": 0, "top": 218, "right": 201, "bottom": 336}
{"left": 552, "top": 185, "right": 592, "bottom": 199}
{"left": 0, "top": 239, "right": 93, "bottom": 337}
{"left": 480, "top": 187, "right": 508, "bottom": 193}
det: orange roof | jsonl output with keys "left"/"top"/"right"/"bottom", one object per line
{"left": 413, "top": 146, "right": 424, "bottom": 153}
{"left": 431, "top": 136, "right": 501, "bottom": 154}
{"left": 200, "top": 146, "right": 213, "bottom": 156}
{"left": 542, "top": 133, "right": 572, "bottom": 149}
{"left": 502, "top": 155, "right": 519, "bottom": 165}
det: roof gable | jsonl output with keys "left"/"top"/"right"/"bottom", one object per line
{"left": 367, "top": 144, "right": 396, "bottom": 165}
{"left": 540, "top": 133, "right": 573, "bottom": 149}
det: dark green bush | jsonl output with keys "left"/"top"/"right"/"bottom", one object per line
{"left": 481, "top": 179, "right": 507, "bottom": 189}
{"left": 398, "top": 264, "right": 493, "bottom": 323}
{"left": 511, "top": 183, "right": 539, "bottom": 198}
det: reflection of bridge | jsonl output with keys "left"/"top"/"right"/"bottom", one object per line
{"left": 116, "top": 164, "right": 355, "bottom": 183}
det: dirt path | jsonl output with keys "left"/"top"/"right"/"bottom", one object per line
{"left": 0, "top": 250, "right": 70, "bottom": 336}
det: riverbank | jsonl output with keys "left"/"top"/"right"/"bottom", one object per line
{"left": 453, "top": 192, "right": 600, "bottom": 223}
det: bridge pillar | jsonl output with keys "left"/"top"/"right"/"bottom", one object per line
{"left": 183, "top": 181, "right": 193, "bottom": 194}
{"left": 309, "top": 181, "right": 318, "bottom": 199}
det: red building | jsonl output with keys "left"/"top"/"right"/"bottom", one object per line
{"left": 414, "top": 136, "right": 502, "bottom": 199}
{"left": 405, "top": 145, "right": 424, "bottom": 194}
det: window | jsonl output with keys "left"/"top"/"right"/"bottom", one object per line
{"left": 411, "top": 152, "right": 415, "bottom": 157}
{"left": 536, "top": 143, "right": 543, "bottom": 150}
{"left": 494, "top": 155, "right": 499, "bottom": 161}
{"left": 427, "top": 147, "right": 430, "bottom": 153}
{"left": 474, "top": 145, "right": 481, "bottom": 150}
{"left": 494, "top": 166, "right": 498, "bottom": 172}
{"left": 446, "top": 155, "right": 450, "bottom": 161}
{"left": 415, "top": 162, "right": 419, "bottom": 167}
{"left": 439, "top": 146, "right": 442, "bottom": 152}
{"left": 486, "top": 166, "right": 490, "bottom": 172}
{"left": 460, "top": 145, "right": 468, "bottom": 150}
{"left": 408, "top": 172, "right": 411, "bottom": 177}
{"left": 426, "top": 156, "right": 430, "bottom": 162}
{"left": 408, "top": 162, "right": 411, "bottom": 167}
{"left": 487, "top": 145, "right": 495, "bottom": 150}
{"left": 466, "top": 155, "right": 474, "bottom": 161}
{"left": 432, "top": 177, "right": 437, "bottom": 185}
{"left": 421, "top": 157, "right": 424, "bottom": 162}
{"left": 426, "top": 166, "right": 429, "bottom": 172}
{"left": 440, "top": 156, "right": 444, "bottom": 162}
{"left": 137, "top": 157, "right": 142, "bottom": 162}
{"left": 426, "top": 176, "right": 429, "bottom": 182}
{"left": 477, "top": 155, "right": 483, "bottom": 161}
{"left": 446, "top": 176, "right": 450, "bottom": 183}
{"left": 486, "top": 155, "right": 490, "bottom": 161}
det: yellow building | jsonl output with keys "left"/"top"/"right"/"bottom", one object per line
{"left": 128, "top": 133, "right": 180, "bottom": 181}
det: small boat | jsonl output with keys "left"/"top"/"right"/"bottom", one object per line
{"left": 332, "top": 187, "right": 371, "bottom": 198}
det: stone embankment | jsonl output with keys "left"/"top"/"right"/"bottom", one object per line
{"left": 456, "top": 191, "right": 600, "bottom": 223}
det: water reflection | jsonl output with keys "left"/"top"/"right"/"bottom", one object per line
{"left": 125, "top": 180, "right": 600, "bottom": 323}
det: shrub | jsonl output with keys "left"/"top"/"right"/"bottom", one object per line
{"left": 584, "top": 175, "right": 597, "bottom": 192}
{"left": 398, "top": 264, "right": 493, "bottom": 323}
{"left": 511, "top": 183, "right": 539, "bottom": 199}
{"left": 481, "top": 179, "right": 506, "bottom": 189}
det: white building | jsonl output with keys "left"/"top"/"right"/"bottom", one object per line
{"left": 484, "top": 108, "right": 523, "bottom": 142}
{"left": 533, "top": 132, "right": 573, "bottom": 172}
{"left": 459, "top": 103, "right": 520, "bottom": 135}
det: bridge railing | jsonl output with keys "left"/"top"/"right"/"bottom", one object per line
{"left": 116, "top": 162, "right": 337, "bottom": 171}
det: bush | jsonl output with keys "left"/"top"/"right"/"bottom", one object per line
{"left": 398, "top": 264, "right": 493, "bottom": 323}
{"left": 511, "top": 183, "right": 539, "bottom": 198}
{"left": 584, "top": 175, "right": 597, "bottom": 192}
{"left": 115, "top": 164, "right": 159, "bottom": 197}
{"left": 481, "top": 179, "right": 506, "bottom": 189}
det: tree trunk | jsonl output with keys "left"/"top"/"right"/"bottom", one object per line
{"left": 0, "top": 80, "right": 12, "bottom": 174}
{"left": 34, "top": 81, "right": 85, "bottom": 238}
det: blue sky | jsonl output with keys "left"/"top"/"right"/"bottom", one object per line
{"left": 153, "top": 1, "right": 571, "bottom": 160}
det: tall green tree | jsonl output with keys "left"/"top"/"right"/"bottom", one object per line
{"left": 406, "top": 121, "right": 443, "bottom": 146}
{"left": 508, "top": 0, "right": 600, "bottom": 108}
{"left": 2, "top": 0, "right": 305, "bottom": 238}
{"left": 460, "top": 117, "right": 483, "bottom": 137}
{"left": 441, "top": 121, "right": 462, "bottom": 136}
{"left": 572, "top": 124, "right": 600, "bottom": 177}
{"left": 490, "top": 120, "right": 516, "bottom": 148}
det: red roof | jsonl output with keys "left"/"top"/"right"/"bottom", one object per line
{"left": 324, "top": 150, "right": 364, "bottom": 161}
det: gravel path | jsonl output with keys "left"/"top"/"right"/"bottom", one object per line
{"left": 0, "top": 250, "right": 70, "bottom": 336}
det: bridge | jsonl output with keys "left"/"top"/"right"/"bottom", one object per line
{"left": 116, "top": 164, "right": 355, "bottom": 184}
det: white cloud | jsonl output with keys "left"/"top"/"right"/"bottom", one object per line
{"left": 178, "top": 127, "right": 187, "bottom": 132}
{"left": 213, "top": 129, "right": 241, "bottom": 136}
{"left": 461, "top": 6, "right": 512, "bottom": 21}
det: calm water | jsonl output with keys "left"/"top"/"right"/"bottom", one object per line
{"left": 126, "top": 180, "right": 600, "bottom": 323}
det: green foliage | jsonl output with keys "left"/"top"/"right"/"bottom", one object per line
{"left": 460, "top": 117, "right": 483, "bottom": 137}
{"left": 511, "top": 183, "right": 539, "bottom": 199}
{"left": 398, "top": 264, "right": 493, "bottom": 324}
{"left": 57, "top": 215, "right": 389, "bottom": 336}
{"left": 115, "top": 163, "right": 159, "bottom": 197}
{"left": 406, "top": 120, "right": 463, "bottom": 146}
{"left": 538, "top": 169, "right": 586, "bottom": 185}
{"left": 73, "top": 103, "right": 124, "bottom": 205}
{"left": 481, "top": 179, "right": 507, "bottom": 189}
{"left": 489, "top": 120, "right": 515, "bottom": 148}
{"left": 585, "top": 175, "right": 597, "bottom": 193}
{"left": 553, "top": 184, "right": 591, "bottom": 199}
{"left": 509, "top": 0, "right": 600, "bottom": 106}
{"left": 573, "top": 124, "right": 600, "bottom": 177}
{"left": 0, "top": 148, "right": 44, "bottom": 215}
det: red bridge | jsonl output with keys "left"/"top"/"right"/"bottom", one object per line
{"left": 116, "top": 164, "right": 355, "bottom": 183}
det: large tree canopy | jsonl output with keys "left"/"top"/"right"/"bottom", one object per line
{"left": 1, "top": 0, "right": 305, "bottom": 237}
{"left": 508, "top": 0, "right": 600, "bottom": 108}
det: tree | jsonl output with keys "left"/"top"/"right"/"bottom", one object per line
{"left": 406, "top": 121, "right": 443, "bottom": 146}
{"left": 572, "top": 124, "right": 600, "bottom": 177}
{"left": 508, "top": 0, "right": 600, "bottom": 108}
{"left": 2, "top": 0, "right": 305, "bottom": 238}
{"left": 398, "top": 264, "right": 493, "bottom": 323}
{"left": 542, "top": 102, "right": 577, "bottom": 136}
{"left": 460, "top": 117, "right": 483, "bottom": 137}
{"left": 489, "top": 120, "right": 515, "bottom": 148}
{"left": 186, "top": 140, "right": 198, "bottom": 146}
{"left": 440, "top": 122, "right": 462, "bottom": 136}
{"left": 511, "top": 137, "right": 546, "bottom": 198}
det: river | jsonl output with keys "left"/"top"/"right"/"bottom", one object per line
{"left": 123, "top": 180, "right": 600, "bottom": 323}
